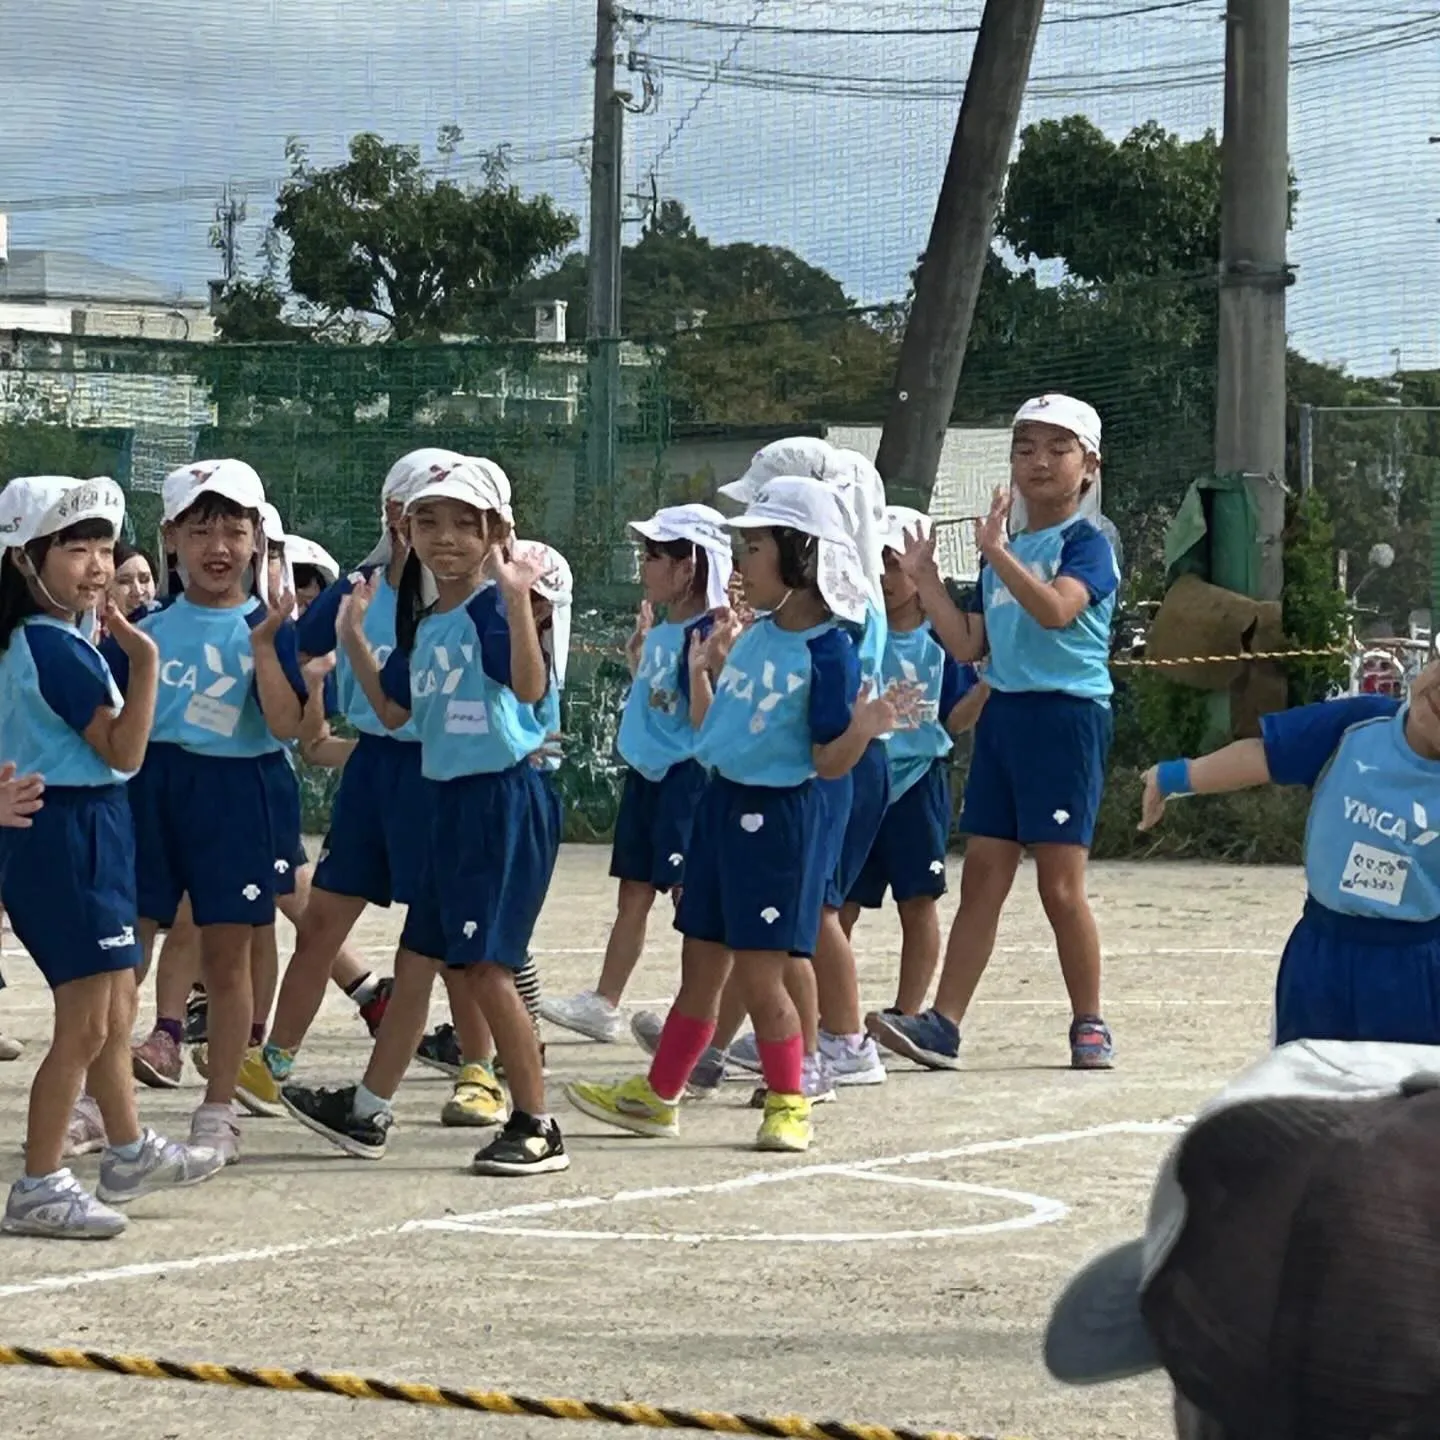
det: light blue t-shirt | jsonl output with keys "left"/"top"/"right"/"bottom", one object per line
{"left": 296, "top": 567, "right": 420, "bottom": 744}
{"left": 380, "top": 586, "right": 549, "bottom": 782}
{"left": 616, "top": 613, "right": 715, "bottom": 782}
{"left": 881, "top": 622, "right": 977, "bottom": 802}
{"left": 0, "top": 616, "right": 131, "bottom": 787}
{"left": 102, "top": 595, "right": 308, "bottom": 759}
{"left": 695, "top": 616, "right": 859, "bottom": 788}
{"left": 967, "top": 517, "right": 1118, "bottom": 702}
{"left": 1263, "top": 695, "right": 1440, "bottom": 922}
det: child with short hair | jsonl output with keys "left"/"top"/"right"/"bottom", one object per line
{"left": 0, "top": 475, "right": 222, "bottom": 1238}
{"left": 566, "top": 477, "right": 909, "bottom": 1153}
{"left": 541, "top": 504, "right": 733, "bottom": 1043}
{"left": 868, "top": 394, "right": 1120, "bottom": 1072}
{"left": 1140, "top": 672, "right": 1440, "bottom": 1045}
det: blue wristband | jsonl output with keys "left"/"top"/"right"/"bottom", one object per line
{"left": 1155, "top": 758, "right": 1193, "bottom": 799}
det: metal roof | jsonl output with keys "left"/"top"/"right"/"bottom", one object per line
{"left": 0, "top": 248, "right": 173, "bottom": 305}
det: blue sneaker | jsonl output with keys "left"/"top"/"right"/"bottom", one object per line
{"left": 865, "top": 1008, "right": 960, "bottom": 1070}
{"left": 1069, "top": 1017, "right": 1115, "bottom": 1070}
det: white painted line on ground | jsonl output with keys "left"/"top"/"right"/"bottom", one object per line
{"left": 0, "top": 1118, "right": 1180, "bottom": 1299}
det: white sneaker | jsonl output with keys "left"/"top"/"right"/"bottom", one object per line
{"left": 97, "top": 1128, "right": 224, "bottom": 1204}
{"left": 3, "top": 1169, "right": 126, "bottom": 1240}
{"left": 540, "top": 990, "right": 624, "bottom": 1043}
{"left": 190, "top": 1103, "right": 241, "bottom": 1166}
{"left": 818, "top": 1031, "right": 888, "bottom": 1086}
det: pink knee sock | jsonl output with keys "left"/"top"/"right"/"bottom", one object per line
{"left": 756, "top": 1034, "right": 804, "bottom": 1096}
{"left": 648, "top": 1011, "right": 717, "bottom": 1102}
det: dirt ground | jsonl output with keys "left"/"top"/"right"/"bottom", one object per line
{"left": 0, "top": 846, "right": 1301, "bottom": 1440}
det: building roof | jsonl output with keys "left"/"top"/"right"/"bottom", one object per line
{"left": 0, "top": 248, "right": 174, "bottom": 305}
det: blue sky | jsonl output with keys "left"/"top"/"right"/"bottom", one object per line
{"left": 3, "top": 0, "right": 1437, "bottom": 375}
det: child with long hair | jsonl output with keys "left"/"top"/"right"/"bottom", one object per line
{"left": 542, "top": 504, "right": 733, "bottom": 1043}
{"left": 0, "top": 475, "right": 222, "bottom": 1238}
{"left": 281, "top": 458, "right": 569, "bottom": 1174}
{"left": 566, "top": 477, "right": 912, "bottom": 1153}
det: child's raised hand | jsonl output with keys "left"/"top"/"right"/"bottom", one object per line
{"left": 974, "top": 487, "right": 1012, "bottom": 560}
{"left": 0, "top": 762, "right": 44, "bottom": 829}
{"left": 485, "top": 542, "right": 545, "bottom": 599}
{"left": 337, "top": 572, "right": 380, "bottom": 642}
{"left": 703, "top": 607, "right": 745, "bottom": 672}
{"left": 1138, "top": 766, "right": 1168, "bottom": 832}
{"left": 302, "top": 651, "right": 337, "bottom": 692}
{"left": 252, "top": 587, "right": 296, "bottom": 643}
{"left": 851, "top": 679, "right": 917, "bottom": 739}
{"left": 626, "top": 600, "right": 654, "bottom": 670}
{"left": 895, "top": 525, "right": 941, "bottom": 587}
{"left": 101, "top": 598, "right": 159, "bottom": 661}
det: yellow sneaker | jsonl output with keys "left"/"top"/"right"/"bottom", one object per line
{"left": 756, "top": 1092, "right": 812, "bottom": 1152}
{"left": 441, "top": 1063, "right": 508, "bottom": 1128}
{"left": 235, "top": 1047, "right": 284, "bottom": 1118}
{"left": 564, "top": 1074, "right": 679, "bottom": 1139}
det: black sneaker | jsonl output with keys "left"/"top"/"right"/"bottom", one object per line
{"left": 415, "top": 1023, "right": 462, "bottom": 1077}
{"left": 183, "top": 985, "right": 208, "bottom": 1045}
{"left": 280, "top": 1082, "right": 391, "bottom": 1160}
{"left": 471, "top": 1111, "right": 570, "bottom": 1176}
{"left": 358, "top": 976, "right": 394, "bottom": 1038}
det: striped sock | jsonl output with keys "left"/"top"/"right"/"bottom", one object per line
{"left": 515, "top": 955, "right": 542, "bottom": 1020}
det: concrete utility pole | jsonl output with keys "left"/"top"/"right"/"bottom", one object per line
{"left": 584, "top": 0, "right": 624, "bottom": 550}
{"left": 1214, "top": 0, "right": 1291, "bottom": 602}
{"left": 875, "top": 0, "right": 1046, "bottom": 503}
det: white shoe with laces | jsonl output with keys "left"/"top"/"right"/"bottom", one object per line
{"left": 540, "top": 990, "right": 624, "bottom": 1043}
{"left": 818, "top": 1030, "right": 888, "bottom": 1086}
{"left": 190, "top": 1103, "right": 241, "bottom": 1166}
{"left": 3, "top": 1169, "right": 127, "bottom": 1239}
{"left": 97, "top": 1128, "right": 224, "bottom": 1204}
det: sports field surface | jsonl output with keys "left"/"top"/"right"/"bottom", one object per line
{"left": 0, "top": 845, "right": 1296, "bottom": 1440}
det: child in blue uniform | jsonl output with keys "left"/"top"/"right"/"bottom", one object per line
{"left": 542, "top": 503, "right": 733, "bottom": 1043}
{"left": 846, "top": 508, "right": 987, "bottom": 1015}
{"left": 103, "top": 459, "right": 309, "bottom": 1165}
{"left": 870, "top": 394, "right": 1121, "bottom": 1073}
{"left": 1141, "top": 675, "right": 1440, "bottom": 1044}
{"left": 282, "top": 458, "right": 568, "bottom": 1175}
{"left": 0, "top": 475, "right": 222, "bottom": 1239}
{"left": 565, "top": 477, "right": 905, "bottom": 1153}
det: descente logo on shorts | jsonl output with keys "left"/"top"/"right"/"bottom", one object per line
{"left": 98, "top": 927, "right": 136, "bottom": 950}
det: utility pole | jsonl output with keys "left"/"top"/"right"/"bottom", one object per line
{"left": 1214, "top": 0, "right": 1291, "bottom": 601}
{"left": 214, "top": 187, "right": 244, "bottom": 283}
{"left": 584, "top": 0, "right": 625, "bottom": 567}
{"left": 875, "top": 0, "right": 1046, "bottom": 503}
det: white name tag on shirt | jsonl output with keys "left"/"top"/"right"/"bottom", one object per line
{"left": 1339, "top": 840, "right": 1411, "bottom": 908}
{"left": 184, "top": 693, "right": 242, "bottom": 738}
{"left": 445, "top": 699, "right": 490, "bottom": 735}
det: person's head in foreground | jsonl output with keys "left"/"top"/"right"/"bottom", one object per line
{"left": 1045, "top": 1037, "right": 1440, "bottom": 1439}
{"left": 1010, "top": 394, "right": 1101, "bottom": 531}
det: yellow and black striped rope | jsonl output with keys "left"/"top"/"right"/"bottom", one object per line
{"left": 0, "top": 1345, "right": 1019, "bottom": 1440}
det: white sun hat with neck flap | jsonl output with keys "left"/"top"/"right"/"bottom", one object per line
{"left": 0, "top": 475, "right": 125, "bottom": 549}
{"left": 1009, "top": 393, "right": 1103, "bottom": 535}
{"left": 158, "top": 458, "right": 278, "bottom": 603}
{"left": 718, "top": 436, "right": 841, "bottom": 506}
{"left": 512, "top": 538, "right": 574, "bottom": 687}
{"left": 627, "top": 502, "right": 735, "bottom": 612}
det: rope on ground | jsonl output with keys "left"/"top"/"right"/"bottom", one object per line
{"left": 0, "top": 1345, "right": 1021, "bottom": 1440}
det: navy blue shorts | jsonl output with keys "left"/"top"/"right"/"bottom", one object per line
{"left": 0, "top": 785, "right": 141, "bottom": 988}
{"left": 131, "top": 742, "right": 289, "bottom": 928}
{"left": 849, "top": 759, "right": 952, "bottom": 909}
{"left": 609, "top": 760, "right": 708, "bottom": 892}
{"left": 674, "top": 775, "right": 831, "bottom": 956}
{"left": 260, "top": 752, "right": 306, "bottom": 896}
{"left": 1275, "top": 898, "right": 1440, "bottom": 1046}
{"left": 313, "top": 733, "right": 428, "bottom": 907}
{"left": 960, "top": 690, "right": 1112, "bottom": 848}
{"left": 821, "top": 739, "right": 891, "bottom": 910}
{"left": 401, "top": 763, "right": 561, "bottom": 970}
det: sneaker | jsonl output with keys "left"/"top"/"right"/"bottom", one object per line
{"left": 819, "top": 1030, "right": 888, "bottom": 1086}
{"left": 1070, "top": 1016, "right": 1115, "bottom": 1070}
{"left": 685, "top": 1046, "right": 727, "bottom": 1102}
{"left": 748, "top": 1052, "right": 838, "bottom": 1109}
{"left": 235, "top": 1047, "right": 285, "bottom": 1118}
{"left": 190, "top": 1103, "right": 241, "bottom": 1166}
{"left": 358, "top": 976, "right": 394, "bottom": 1038}
{"left": 865, "top": 1008, "right": 961, "bottom": 1071}
{"left": 629, "top": 1009, "right": 665, "bottom": 1056}
{"left": 65, "top": 1094, "right": 108, "bottom": 1158}
{"left": 131, "top": 1028, "right": 182, "bottom": 1088}
{"left": 441, "top": 1062, "right": 508, "bottom": 1128}
{"left": 183, "top": 987, "right": 208, "bottom": 1045}
{"left": 0, "top": 1033, "right": 22, "bottom": 1061}
{"left": 756, "top": 1093, "right": 812, "bottom": 1153}
{"left": 564, "top": 1074, "right": 679, "bottom": 1139}
{"left": 281, "top": 1083, "right": 391, "bottom": 1160}
{"left": 471, "top": 1112, "right": 570, "bottom": 1176}
{"left": 3, "top": 1170, "right": 127, "bottom": 1239}
{"left": 415, "top": 1023, "right": 462, "bottom": 1078}
{"left": 727, "top": 1031, "right": 763, "bottom": 1075}
{"left": 96, "top": 1129, "right": 224, "bottom": 1205}
{"left": 540, "top": 990, "right": 624, "bottom": 1043}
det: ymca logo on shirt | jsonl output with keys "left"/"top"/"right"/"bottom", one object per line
{"left": 161, "top": 643, "right": 253, "bottom": 739}
{"left": 1338, "top": 796, "right": 1438, "bottom": 908}
{"left": 714, "top": 656, "right": 806, "bottom": 735}
{"left": 1342, "top": 796, "right": 1438, "bottom": 848}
